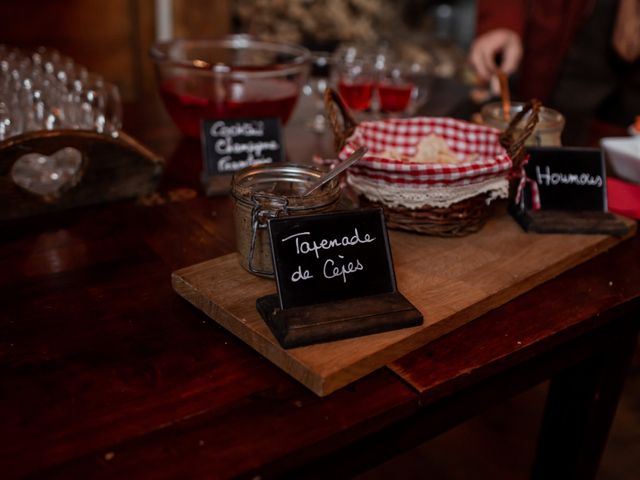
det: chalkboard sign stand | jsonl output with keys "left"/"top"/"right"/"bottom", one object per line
{"left": 256, "top": 291, "right": 422, "bottom": 349}
{"left": 200, "top": 117, "right": 284, "bottom": 196}
{"left": 510, "top": 206, "right": 632, "bottom": 236}
{"left": 256, "top": 208, "right": 423, "bottom": 349}
{"left": 509, "top": 146, "right": 633, "bottom": 236}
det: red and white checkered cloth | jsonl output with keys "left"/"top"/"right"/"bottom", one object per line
{"left": 340, "top": 117, "right": 512, "bottom": 187}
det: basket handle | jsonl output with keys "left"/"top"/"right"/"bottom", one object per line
{"left": 324, "top": 87, "right": 358, "bottom": 154}
{"left": 499, "top": 99, "right": 542, "bottom": 171}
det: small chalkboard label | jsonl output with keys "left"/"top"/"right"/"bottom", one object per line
{"left": 268, "top": 209, "right": 396, "bottom": 309}
{"left": 523, "top": 147, "right": 607, "bottom": 211}
{"left": 201, "top": 117, "right": 283, "bottom": 176}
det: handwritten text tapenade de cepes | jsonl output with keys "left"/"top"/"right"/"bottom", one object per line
{"left": 281, "top": 229, "right": 376, "bottom": 283}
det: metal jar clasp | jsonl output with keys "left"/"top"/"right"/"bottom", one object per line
{"left": 247, "top": 192, "right": 289, "bottom": 276}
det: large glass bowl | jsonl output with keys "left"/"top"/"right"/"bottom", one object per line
{"left": 150, "top": 36, "right": 311, "bottom": 138}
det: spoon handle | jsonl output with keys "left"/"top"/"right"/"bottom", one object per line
{"left": 302, "top": 146, "right": 368, "bottom": 197}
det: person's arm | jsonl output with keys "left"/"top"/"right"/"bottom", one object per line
{"left": 476, "top": 0, "right": 526, "bottom": 37}
{"left": 470, "top": 0, "right": 526, "bottom": 81}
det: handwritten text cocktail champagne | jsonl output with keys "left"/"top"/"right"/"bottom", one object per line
{"left": 209, "top": 120, "right": 280, "bottom": 172}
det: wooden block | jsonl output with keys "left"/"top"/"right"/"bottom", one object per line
{"left": 172, "top": 214, "right": 636, "bottom": 396}
{"left": 511, "top": 208, "right": 633, "bottom": 236}
{"left": 256, "top": 292, "right": 423, "bottom": 349}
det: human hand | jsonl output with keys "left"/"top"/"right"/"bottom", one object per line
{"left": 469, "top": 28, "right": 523, "bottom": 81}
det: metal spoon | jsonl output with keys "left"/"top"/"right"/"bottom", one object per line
{"left": 302, "top": 146, "right": 368, "bottom": 197}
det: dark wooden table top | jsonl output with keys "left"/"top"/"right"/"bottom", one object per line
{"left": 1, "top": 90, "right": 639, "bottom": 480}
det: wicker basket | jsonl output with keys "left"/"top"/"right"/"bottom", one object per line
{"left": 325, "top": 88, "right": 541, "bottom": 237}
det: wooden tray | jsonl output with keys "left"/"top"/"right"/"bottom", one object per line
{"left": 172, "top": 213, "right": 635, "bottom": 396}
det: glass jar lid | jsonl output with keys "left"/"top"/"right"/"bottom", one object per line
{"left": 231, "top": 163, "right": 341, "bottom": 210}
{"left": 481, "top": 101, "right": 565, "bottom": 133}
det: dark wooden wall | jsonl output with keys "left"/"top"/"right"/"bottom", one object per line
{"left": 0, "top": 0, "right": 230, "bottom": 101}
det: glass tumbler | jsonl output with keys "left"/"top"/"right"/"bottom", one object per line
{"left": 481, "top": 102, "right": 565, "bottom": 146}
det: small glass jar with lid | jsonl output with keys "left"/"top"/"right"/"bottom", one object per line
{"left": 231, "top": 163, "right": 342, "bottom": 277}
{"left": 481, "top": 101, "right": 565, "bottom": 146}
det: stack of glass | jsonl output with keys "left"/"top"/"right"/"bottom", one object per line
{"left": 0, "top": 45, "right": 122, "bottom": 141}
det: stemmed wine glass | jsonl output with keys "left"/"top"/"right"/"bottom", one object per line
{"left": 303, "top": 51, "right": 332, "bottom": 133}
{"left": 377, "top": 61, "right": 429, "bottom": 117}
{"left": 330, "top": 43, "right": 430, "bottom": 119}
{"left": 332, "top": 44, "right": 378, "bottom": 116}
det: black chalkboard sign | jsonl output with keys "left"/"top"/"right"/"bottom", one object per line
{"left": 268, "top": 209, "right": 396, "bottom": 309}
{"left": 523, "top": 147, "right": 607, "bottom": 211}
{"left": 201, "top": 117, "right": 283, "bottom": 176}
{"left": 259, "top": 208, "right": 422, "bottom": 348}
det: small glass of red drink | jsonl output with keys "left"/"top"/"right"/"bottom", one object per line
{"left": 376, "top": 62, "right": 428, "bottom": 116}
{"left": 335, "top": 59, "right": 375, "bottom": 112}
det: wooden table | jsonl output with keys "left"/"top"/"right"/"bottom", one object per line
{"left": 1, "top": 92, "right": 639, "bottom": 480}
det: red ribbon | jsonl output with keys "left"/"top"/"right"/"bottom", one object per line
{"left": 510, "top": 154, "right": 541, "bottom": 210}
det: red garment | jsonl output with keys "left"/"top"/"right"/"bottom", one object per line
{"left": 476, "top": 0, "right": 596, "bottom": 102}
{"left": 607, "top": 177, "right": 640, "bottom": 219}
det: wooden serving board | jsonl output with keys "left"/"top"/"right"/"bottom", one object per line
{"left": 172, "top": 214, "right": 635, "bottom": 396}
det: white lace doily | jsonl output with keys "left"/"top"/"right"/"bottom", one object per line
{"left": 347, "top": 174, "right": 509, "bottom": 209}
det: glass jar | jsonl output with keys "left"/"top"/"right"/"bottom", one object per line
{"left": 481, "top": 101, "right": 565, "bottom": 146}
{"left": 231, "top": 163, "right": 342, "bottom": 278}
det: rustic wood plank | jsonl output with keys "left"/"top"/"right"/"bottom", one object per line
{"left": 531, "top": 315, "right": 639, "bottom": 480}
{"left": 389, "top": 230, "right": 640, "bottom": 402}
{"left": 280, "top": 313, "right": 640, "bottom": 480}
{"left": 256, "top": 292, "right": 422, "bottom": 348}
{"left": 172, "top": 213, "right": 636, "bottom": 396}
{"left": 0, "top": 262, "right": 415, "bottom": 478}
{"left": 139, "top": 196, "right": 236, "bottom": 270}
{"left": 3, "top": 82, "right": 638, "bottom": 480}
{"left": 512, "top": 209, "right": 632, "bottom": 235}
{"left": 0, "top": 190, "right": 418, "bottom": 479}
{"left": 22, "top": 369, "right": 416, "bottom": 480}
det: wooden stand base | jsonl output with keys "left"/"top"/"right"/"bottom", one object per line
{"left": 0, "top": 129, "right": 163, "bottom": 220}
{"left": 256, "top": 292, "right": 423, "bottom": 349}
{"left": 510, "top": 207, "right": 633, "bottom": 236}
